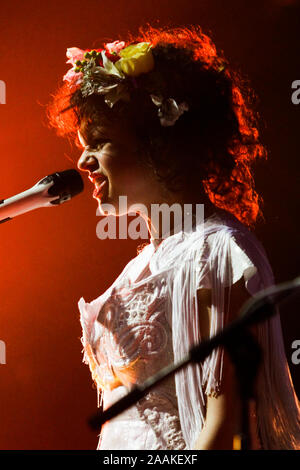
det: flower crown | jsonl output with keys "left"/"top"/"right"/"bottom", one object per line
{"left": 63, "top": 40, "right": 189, "bottom": 127}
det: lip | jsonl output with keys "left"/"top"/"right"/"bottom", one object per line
{"left": 88, "top": 172, "right": 107, "bottom": 184}
{"left": 92, "top": 179, "right": 108, "bottom": 199}
{"left": 88, "top": 172, "right": 109, "bottom": 200}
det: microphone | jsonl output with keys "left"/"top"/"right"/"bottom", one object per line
{"left": 0, "top": 169, "right": 84, "bottom": 224}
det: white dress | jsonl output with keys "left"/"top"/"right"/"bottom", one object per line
{"left": 78, "top": 210, "right": 300, "bottom": 450}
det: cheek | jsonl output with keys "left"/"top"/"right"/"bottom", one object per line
{"left": 101, "top": 146, "right": 146, "bottom": 192}
{"left": 112, "top": 166, "right": 147, "bottom": 196}
{"left": 100, "top": 143, "right": 129, "bottom": 174}
{"left": 101, "top": 153, "right": 128, "bottom": 189}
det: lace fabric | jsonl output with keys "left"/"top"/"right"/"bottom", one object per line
{"left": 78, "top": 210, "right": 300, "bottom": 450}
{"left": 97, "top": 386, "right": 186, "bottom": 450}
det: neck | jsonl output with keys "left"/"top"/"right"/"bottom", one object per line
{"left": 138, "top": 192, "right": 217, "bottom": 241}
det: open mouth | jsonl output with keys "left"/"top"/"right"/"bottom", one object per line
{"left": 88, "top": 172, "right": 109, "bottom": 200}
{"left": 93, "top": 179, "right": 108, "bottom": 199}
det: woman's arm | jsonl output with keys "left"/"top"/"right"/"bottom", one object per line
{"left": 193, "top": 278, "right": 251, "bottom": 450}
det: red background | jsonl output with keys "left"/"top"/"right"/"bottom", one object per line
{"left": 0, "top": 0, "right": 299, "bottom": 449}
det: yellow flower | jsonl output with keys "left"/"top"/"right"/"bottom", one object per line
{"left": 115, "top": 42, "right": 154, "bottom": 77}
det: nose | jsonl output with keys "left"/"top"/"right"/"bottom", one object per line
{"left": 77, "top": 149, "right": 99, "bottom": 173}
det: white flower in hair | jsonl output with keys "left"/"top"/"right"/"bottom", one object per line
{"left": 150, "top": 95, "right": 189, "bottom": 127}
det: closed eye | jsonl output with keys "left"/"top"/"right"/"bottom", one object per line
{"left": 87, "top": 140, "right": 111, "bottom": 151}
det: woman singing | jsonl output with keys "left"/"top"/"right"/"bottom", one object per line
{"left": 48, "top": 25, "right": 300, "bottom": 450}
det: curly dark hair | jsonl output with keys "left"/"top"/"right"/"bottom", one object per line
{"left": 47, "top": 24, "right": 267, "bottom": 227}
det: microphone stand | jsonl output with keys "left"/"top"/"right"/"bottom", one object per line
{"left": 88, "top": 276, "right": 300, "bottom": 450}
{"left": 223, "top": 325, "right": 262, "bottom": 449}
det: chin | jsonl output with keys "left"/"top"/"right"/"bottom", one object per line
{"left": 95, "top": 195, "right": 120, "bottom": 217}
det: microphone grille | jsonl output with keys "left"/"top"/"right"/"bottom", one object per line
{"left": 47, "top": 169, "right": 84, "bottom": 198}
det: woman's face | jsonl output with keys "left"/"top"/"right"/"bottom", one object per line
{"left": 77, "top": 121, "right": 158, "bottom": 216}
